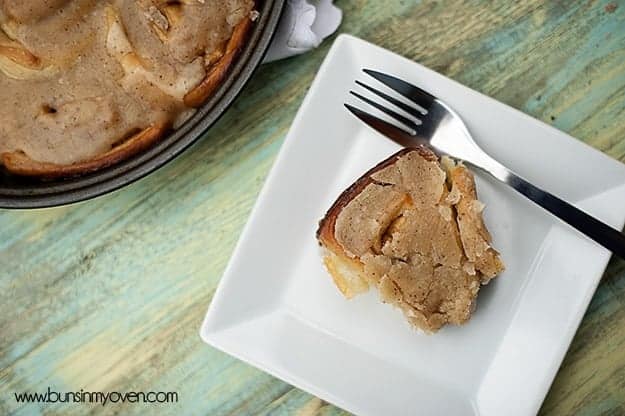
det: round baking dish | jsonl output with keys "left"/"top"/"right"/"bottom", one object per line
{"left": 0, "top": 0, "right": 285, "bottom": 209}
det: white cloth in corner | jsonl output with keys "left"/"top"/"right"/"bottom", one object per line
{"left": 264, "top": 0, "right": 342, "bottom": 63}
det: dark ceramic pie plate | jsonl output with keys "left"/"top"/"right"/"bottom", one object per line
{"left": 0, "top": 0, "right": 285, "bottom": 209}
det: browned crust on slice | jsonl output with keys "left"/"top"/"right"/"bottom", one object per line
{"left": 317, "top": 146, "right": 437, "bottom": 255}
{"left": 1, "top": 122, "right": 167, "bottom": 179}
{"left": 449, "top": 164, "right": 491, "bottom": 241}
{"left": 183, "top": 15, "right": 253, "bottom": 108}
{"left": 449, "top": 163, "right": 505, "bottom": 279}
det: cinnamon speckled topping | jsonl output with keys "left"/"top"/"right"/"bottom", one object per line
{"left": 0, "top": 0, "right": 253, "bottom": 165}
{"left": 318, "top": 148, "right": 505, "bottom": 332}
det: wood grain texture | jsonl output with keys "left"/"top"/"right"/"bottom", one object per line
{"left": 1, "top": 0, "right": 625, "bottom": 414}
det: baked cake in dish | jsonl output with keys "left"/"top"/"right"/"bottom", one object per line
{"left": 0, "top": 0, "right": 256, "bottom": 178}
{"left": 317, "top": 147, "right": 505, "bottom": 332}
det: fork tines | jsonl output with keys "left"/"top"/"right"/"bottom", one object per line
{"left": 362, "top": 69, "right": 435, "bottom": 112}
{"left": 348, "top": 89, "right": 419, "bottom": 131}
{"left": 346, "top": 69, "right": 436, "bottom": 140}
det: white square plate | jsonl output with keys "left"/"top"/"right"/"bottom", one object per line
{"left": 201, "top": 35, "right": 625, "bottom": 416}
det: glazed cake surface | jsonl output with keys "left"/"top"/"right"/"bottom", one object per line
{"left": 317, "top": 148, "right": 505, "bottom": 332}
{"left": 0, "top": 0, "right": 254, "bottom": 176}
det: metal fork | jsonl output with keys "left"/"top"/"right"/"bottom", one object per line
{"left": 345, "top": 69, "right": 625, "bottom": 260}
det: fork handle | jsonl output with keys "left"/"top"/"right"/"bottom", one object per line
{"left": 485, "top": 165, "right": 625, "bottom": 260}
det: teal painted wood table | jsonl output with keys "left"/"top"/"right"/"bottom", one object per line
{"left": 2, "top": 1, "right": 625, "bottom": 414}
